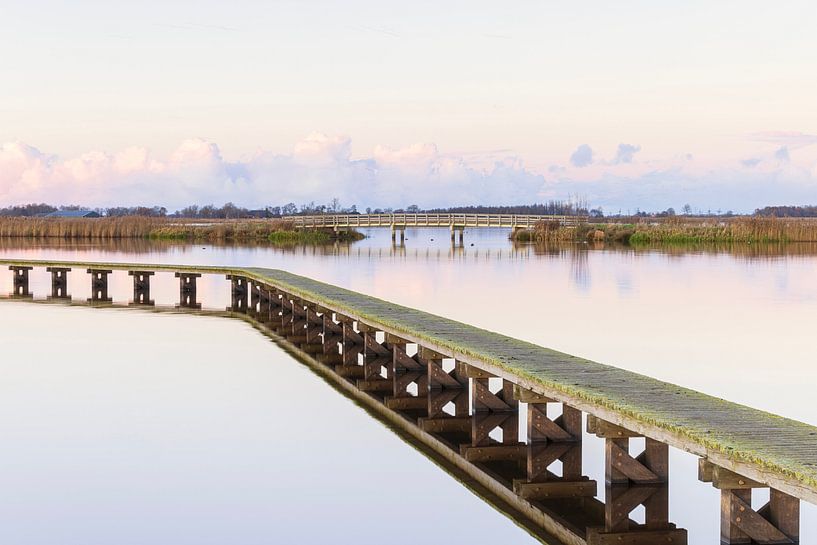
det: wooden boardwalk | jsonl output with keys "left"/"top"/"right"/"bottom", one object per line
{"left": 1, "top": 258, "right": 813, "bottom": 544}
{"left": 291, "top": 212, "right": 585, "bottom": 230}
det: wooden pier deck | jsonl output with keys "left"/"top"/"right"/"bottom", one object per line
{"left": 1, "top": 258, "right": 814, "bottom": 544}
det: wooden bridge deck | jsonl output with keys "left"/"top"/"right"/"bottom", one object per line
{"left": 2, "top": 258, "right": 816, "bottom": 508}
{"left": 245, "top": 267, "right": 817, "bottom": 502}
{"left": 291, "top": 213, "right": 586, "bottom": 229}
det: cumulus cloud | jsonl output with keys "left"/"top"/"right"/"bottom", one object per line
{"left": 613, "top": 143, "right": 641, "bottom": 164}
{"left": 569, "top": 144, "right": 593, "bottom": 167}
{"left": 0, "top": 135, "right": 546, "bottom": 209}
{"left": 4, "top": 134, "right": 817, "bottom": 214}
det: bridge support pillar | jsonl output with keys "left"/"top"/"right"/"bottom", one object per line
{"left": 87, "top": 269, "right": 113, "bottom": 303}
{"left": 458, "top": 364, "right": 524, "bottom": 463}
{"left": 46, "top": 267, "right": 71, "bottom": 300}
{"left": 9, "top": 265, "right": 33, "bottom": 298}
{"left": 226, "top": 274, "right": 248, "bottom": 313}
{"left": 320, "top": 312, "right": 343, "bottom": 365}
{"left": 587, "top": 415, "right": 668, "bottom": 485}
{"left": 585, "top": 415, "right": 687, "bottom": 544}
{"left": 450, "top": 226, "right": 464, "bottom": 246}
{"left": 420, "top": 348, "right": 470, "bottom": 435}
{"left": 175, "top": 272, "right": 202, "bottom": 309}
{"left": 390, "top": 225, "right": 405, "bottom": 244}
{"left": 384, "top": 336, "right": 428, "bottom": 413}
{"left": 699, "top": 460, "right": 799, "bottom": 544}
{"left": 510, "top": 386, "right": 595, "bottom": 500}
{"left": 128, "top": 271, "right": 155, "bottom": 306}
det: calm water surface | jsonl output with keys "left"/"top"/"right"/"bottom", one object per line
{"left": 0, "top": 229, "right": 815, "bottom": 543}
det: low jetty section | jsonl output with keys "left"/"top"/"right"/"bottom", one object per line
{"left": 1, "top": 258, "right": 815, "bottom": 544}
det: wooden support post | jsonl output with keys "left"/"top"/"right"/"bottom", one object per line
{"left": 358, "top": 330, "right": 392, "bottom": 394}
{"left": 391, "top": 343, "right": 428, "bottom": 402}
{"left": 128, "top": 270, "right": 155, "bottom": 306}
{"left": 175, "top": 272, "right": 201, "bottom": 309}
{"left": 87, "top": 269, "right": 112, "bottom": 303}
{"left": 322, "top": 313, "right": 343, "bottom": 356}
{"left": 699, "top": 459, "right": 799, "bottom": 544}
{"left": 588, "top": 416, "right": 667, "bottom": 485}
{"left": 226, "top": 274, "right": 248, "bottom": 313}
{"left": 9, "top": 265, "right": 33, "bottom": 298}
{"left": 46, "top": 267, "right": 71, "bottom": 300}
{"left": 472, "top": 375, "right": 517, "bottom": 413}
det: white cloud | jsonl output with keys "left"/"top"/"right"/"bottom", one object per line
{"left": 3, "top": 134, "right": 817, "bottom": 214}
{"left": 0, "top": 135, "right": 546, "bottom": 210}
{"left": 613, "top": 143, "right": 641, "bottom": 164}
{"left": 569, "top": 144, "right": 593, "bottom": 167}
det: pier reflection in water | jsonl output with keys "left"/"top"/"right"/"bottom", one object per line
{"left": 0, "top": 303, "right": 541, "bottom": 545}
{"left": 2, "top": 264, "right": 814, "bottom": 544}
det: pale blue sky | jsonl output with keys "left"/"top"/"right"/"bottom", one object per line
{"left": 1, "top": 1, "right": 816, "bottom": 210}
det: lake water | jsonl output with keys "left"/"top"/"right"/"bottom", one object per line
{"left": 0, "top": 228, "right": 815, "bottom": 543}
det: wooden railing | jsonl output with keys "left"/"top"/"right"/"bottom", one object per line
{"left": 291, "top": 213, "right": 587, "bottom": 229}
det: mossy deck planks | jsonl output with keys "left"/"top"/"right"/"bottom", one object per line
{"left": 2, "top": 258, "right": 816, "bottom": 504}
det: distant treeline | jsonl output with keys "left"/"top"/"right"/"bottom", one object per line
{"left": 0, "top": 200, "right": 592, "bottom": 218}
{"left": 755, "top": 205, "right": 817, "bottom": 218}
{"left": 421, "top": 202, "right": 590, "bottom": 216}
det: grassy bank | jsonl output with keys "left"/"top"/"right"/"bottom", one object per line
{"left": 0, "top": 217, "right": 364, "bottom": 245}
{"left": 514, "top": 217, "right": 817, "bottom": 245}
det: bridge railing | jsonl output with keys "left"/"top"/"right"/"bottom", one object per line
{"left": 290, "top": 213, "right": 588, "bottom": 229}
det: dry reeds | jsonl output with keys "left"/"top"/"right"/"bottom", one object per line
{"left": 518, "top": 216, "right": 817, "bottom": 245}
{"left": 0, "top": 217, "right": 360, "bottom": 244}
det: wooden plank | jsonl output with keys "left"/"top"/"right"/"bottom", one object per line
{"left": 528, "top": 404, "right": 575, "bottom": 442}
{"left": 513, "top": 383, "right": 555, "bottom": 403}
{"left": 607, "top": 440, "right": 662, "bottom": 484}
{"left": 712, "top": 466, "right": 765, "bottom": 490}
{"left": 428, "top": 360, "right": 463, "bottom": 389}
{"left": 588, "top": 415, "right": 641, "bottom": 438}
{"left": 419, "top": 417, "right": 472, "bottom": 434}
{"left": 586, "top": 528, "right": 687, "bottom": 545}
{"left": 356, "top": 379, "right": 393, "bottom": 392}
{"left": 514, "top": 480, "right": 597, "bottom": 500}
{"left": 729, "top": 493, "right": 792, "bottom": 544}
{"left": 473, "top": 379, "right": 513, "bottom": 412}
{"left": 461, "top": 444, "right": 527, "bottom": 462}
{"left": 364, "top": 332, "right": 391, "bottom": 356}
{"left": 385, "top": 396, "right": 428, "bottom": 411}
{"left": 769, "top": 489, "right": 799, "bottom": 542}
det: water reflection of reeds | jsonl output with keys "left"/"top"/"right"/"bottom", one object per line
{"left": 5, "top": 237, "right": 817, "bottom": 263}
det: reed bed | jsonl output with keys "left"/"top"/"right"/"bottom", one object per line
{"left": 0, "top": 217, "right": 364, "bottom": 244}
{"left": 516, "top": 217, "right": 817, "bottom": 245}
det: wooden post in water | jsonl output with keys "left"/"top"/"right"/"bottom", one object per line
{"left": 226, "top": 274, "right": 248, "bottom": 313}
{"left": 586, "top": 415, "right": 686, "bottom": 544}
{"left": 87, "top": 269, "right": 112, "bottom": 303}
{"left": 9, "top": 265, "right": 33, "bottom": 298}
{"left": 338, "top": 318, "right": 365, "bottom": 380}
{"left": 175, "top": 272, "right": 201, "bottom": 309}
{"left": 46, "top": 267, "right": 71, "bottom": 300}
{"left": 421, "top": 348, "right": 470, "bottom": 436}
{"left": 511, "top": 386, "right": 595, "bottom": 500}
{"left": 385, "top": 336, "right": 429, "bottom": 414}
{"left": 357, "top": 325, "right": 394, "bottom": 395}
{"left": 460, "top": 363, "right": 524, "bottom": 463}
{"left": 320, "top": 311, "right": 343, "bottom": 366}
{"left": 699, "top": 459, "right": 799, "bottom": 544}
{"left": 128, "top": 271, "right": 155, "bottom": 306}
